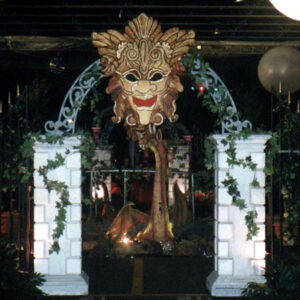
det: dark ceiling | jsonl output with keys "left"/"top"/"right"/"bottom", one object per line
{"left": 1, "top": 0, "right": 300, "bottom": 58}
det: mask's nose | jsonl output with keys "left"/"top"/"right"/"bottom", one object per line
{"left": 133, "top": 80, "right": 156, "bottom": 95}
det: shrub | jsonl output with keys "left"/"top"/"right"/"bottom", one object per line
{"left": 0, "top": 239, "right": 45, "bottom": 300}
{"left": 242, "top": 260, "right": 300, "bottom": 300}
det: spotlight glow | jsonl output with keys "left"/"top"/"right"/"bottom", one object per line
{"left": 121, "top": 236, "right": 131, "bottom": 244}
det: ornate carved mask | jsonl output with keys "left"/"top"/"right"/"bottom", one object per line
{"left": 92, "top": 13, "right": 195, "bottom": 129}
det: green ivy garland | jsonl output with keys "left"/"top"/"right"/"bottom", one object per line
{"left": 183, "top": 52, "right": 261, "bottom": 240}
{"left": 38, "top": 152, "right": 70, "bottom": 254}
{"left": 16, "top": 131, "right": 96, "bottom": 254}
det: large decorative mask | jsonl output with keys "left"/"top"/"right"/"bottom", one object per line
{"left": 92, "top": 13, "right": 195, "bottom": 130}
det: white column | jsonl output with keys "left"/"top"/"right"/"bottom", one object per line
{"left": 167, "top": 142, "right": 191, "bottom": 206}
{"left": 33, "top": 136, "right": 88, "bottom": 295}
{"left": 207, "top": 134, "right": 270, "bottom": 297}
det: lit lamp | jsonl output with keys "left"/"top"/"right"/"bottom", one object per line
{"left": 269, "top": 0, "right": 300, "bottom": 21}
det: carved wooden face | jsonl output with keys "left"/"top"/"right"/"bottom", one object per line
{"left": 92, "top": 13, "right": 195, "bottom": 129}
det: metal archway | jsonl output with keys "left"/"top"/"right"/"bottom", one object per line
{"left": 44, "top": 58, "right": 252, "bottom": 136}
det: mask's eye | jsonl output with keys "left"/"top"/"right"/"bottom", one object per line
{"left": 125, "top": 74, "right": 138, "bottom": 82}
{"left": 150, "top": 73, "right": 163, "bottom": 82}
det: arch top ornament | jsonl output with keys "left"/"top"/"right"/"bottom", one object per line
{"left": 190, "top": 56, "right": 252, "bottom": 134}
{"left": 44, "top": 60, "right": 102, "bottom": 136}
{"left": 44, "top": 57, "right": 252, "bottom": 136}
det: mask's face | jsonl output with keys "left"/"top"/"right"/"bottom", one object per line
{"left": 119, "top": 69, "right": 169, "bottom": 126}
{"left": 92, "top": 13, "right": 195, "bottom": 129}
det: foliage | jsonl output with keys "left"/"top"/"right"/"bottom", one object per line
{"left": 242, "top": 260, "right": 300, "bottom": 300}
{"left": 183, "top": 52, "right": 260, "bottom": 240}
{"left": 76, "top": 129, "right": 96, "bottom": 170}
{"left": 38, "top": 152, "right": 70, "bottom": 254}
{"left": 261, "top": 92, "right": 300, "bottom": 246}
{"left": 203, "top": 138, "right": 215, "bottom": 170}
{"left": 92, "top": 111, "right": 104, "bottom": 127}
{"left": 0, "top": 239, "right": 45, "bottom": 300}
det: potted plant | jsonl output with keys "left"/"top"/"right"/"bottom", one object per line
{"left": 91, "top": 111, "right": 104, "bottom": 142}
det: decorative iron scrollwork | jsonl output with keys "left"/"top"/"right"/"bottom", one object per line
{"left": 45, "top": 60, "right": 102, "bottom": 135}
{"left": 45, "top": 58, "right": 252, "bottom": 136}
{"left": 192, "top": 58, "right": 252, "bottom": 134}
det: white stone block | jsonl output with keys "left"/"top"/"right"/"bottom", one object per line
{"left": 71, "top": 205, "right": 81, "bottom": 222}
{"left": 67, "top": 223, "right": 81, "bottom": 240}
{"left": 218, "top": 170, "right": 227, "bottom": 187}
{"left": 256, "top": 171, "right": 266, "bottom": 187}
{"left": 34, "top": 241, "right": 45, "bottom": 258}
{"left": 46, "top": 191, "right": 60, "bottom": 221}
{"left": 218, "top": 206, "right": 229, "bottom": 222}
{"left": 95, "top": 150, "right": 104, "bottom": 161}
{"left": 254, "top": 224, "right": 266, "bottom": 241}
{"left": 34, "top": 223, "right": 49, "bottom": 240}
{"left": 251, "top": 259, "right": 265, "bottom": 276}
{"left": 71, "top": 170, "right": 81, "bottom": 187}
{"left": 71, "top": 241, "right": 82, "bottom": 257}
{"left": 34, "top": 153, "right": 49, "bottom": 169}
{"left": 48, "top": 167, "right": 70, "bottom": 186}
{"left": 34, "top": 188, "right": 49, "bottom": 205}
{"left": 218, "top": 188, "right": 232, "bottom": 205}
{"left": 48, "top": 149, "right": 65, "bottom": 160}
{"left": 255, "top": 206, "right": 265, "bottom": 223}
{"left": 34, "top": 258, "right": 49, "bottom": 274}
{"left": 218, "top": 153, "right": 229, "bottom": 169}
{"left": 34, "top": 170, "right": 45, "bottom": 188}
{"left": 66, "top": 206, "right": 71, "bottom": 223}
{"left": 254, "top": 241, "right": 265, "bottom": 259}
{"left": 218, "top": 241, "right": 229, "bottom": 257}
{"left": 218, "top": 259, "right": 233, "bottom": 275}
{"left": 218, "top": 223, "right": 233, "bottom": 240}
{"left": 251, "top": 153, "right": 265, "bottom": 169}
{"left": 34, "top": 206, "right": 45, "bottom": 223}
{"left": 49, "top": 254, "right": 66, "bottom": 275}
{"left": 104, "top": 152, "right": 111, "bottom": 161}
{"left": 66, "top": 153, "right": 81, "bottom": 169}
{"left": 69, "top": 188, "right": 81, "bottom": 204}
{"left": 66, "top": 258, "right": 81, "bottom": 274}
{"left": 251, "top": 188, "right": 265, "bottom": 205}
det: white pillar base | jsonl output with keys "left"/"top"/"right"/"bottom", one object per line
{"left": 207, "top": 270, "right": 265, "bottom": 297}
{"left": 40, "top": 273, "right": 89, "bottom": 295}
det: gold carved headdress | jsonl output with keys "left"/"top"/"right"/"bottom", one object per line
{"left": 92, "top": 13, "right": 195, "bottom": 77}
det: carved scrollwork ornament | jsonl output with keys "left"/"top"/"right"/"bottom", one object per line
{"left": 92, "top": 13, "right": 195, "bottom": 137}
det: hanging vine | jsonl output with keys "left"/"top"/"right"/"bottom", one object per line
{"left": 38, "top": 152, "right": 69, "bottom": 254}
{"left": 183, "top": 52, "right": 260, "bottom": 240}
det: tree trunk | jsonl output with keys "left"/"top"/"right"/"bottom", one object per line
{"left": 136, "top": 136, "right": 174, "bottom": 242}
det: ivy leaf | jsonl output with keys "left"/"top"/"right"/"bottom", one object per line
{"left": 251, "top": 177, "right": 260, "bottom": 188}
{"left": 245, "top": 210, "right": 259, "bottom": 240}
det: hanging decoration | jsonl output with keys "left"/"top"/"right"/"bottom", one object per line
{"left": 258, "top": 46, "right": 300, "bottom": 95}
{"left": 196, "top": 83, "right": 206, "bottom": 94}
{"left": 92, "top": 13, "right": 195, "bottom": 243}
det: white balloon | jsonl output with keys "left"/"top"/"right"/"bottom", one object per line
{"left": 258, "top": 46, "right": 300, "bottom": 95}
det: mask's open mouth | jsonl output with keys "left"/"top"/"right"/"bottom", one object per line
{"left": 133, "top": 95, "right": 157, "bottom": 108}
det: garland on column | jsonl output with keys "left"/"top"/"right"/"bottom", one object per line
{"left": 38, "top": 152, "right": 70, "bottom": 254}
{"left": 17, "top": 132, "right": 95, "bottom": 254}
{"left": 183, "top": 52, "right": 260, "bottom": 240}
